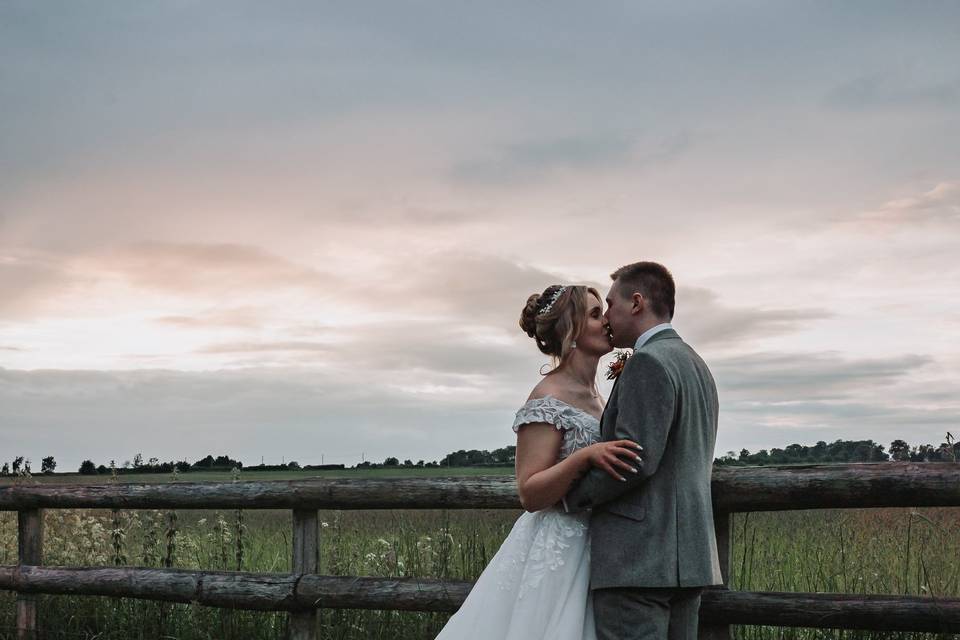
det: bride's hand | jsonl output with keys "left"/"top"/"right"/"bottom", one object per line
{"left": 583, "top": 440, "right": 644, "bottom": 482}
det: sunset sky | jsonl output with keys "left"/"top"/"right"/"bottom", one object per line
{"left": 2, "top": 2, "right": 959, "bottom": 471}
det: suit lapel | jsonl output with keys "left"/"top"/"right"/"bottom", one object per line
{"left": 600, "top": 374, "right": 621, "bottom": 438}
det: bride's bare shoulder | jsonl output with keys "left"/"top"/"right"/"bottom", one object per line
{"left": 526, "top": 376, "right": 568, "bottom": 403}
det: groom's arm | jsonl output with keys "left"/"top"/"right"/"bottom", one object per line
{"left": 564, "top": 352, "right": 676, "bottom": 512}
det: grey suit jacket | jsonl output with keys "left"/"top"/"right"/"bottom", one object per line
{"left": 565, "top": 328, "right": 723, "bottom": 589}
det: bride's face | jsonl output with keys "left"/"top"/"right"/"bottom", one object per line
{"left": 577, "top": 292, "right": 613, "bottom": 356}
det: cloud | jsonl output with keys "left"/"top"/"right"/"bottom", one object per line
{"left": 0, "top": 366, "right": 521, "bottom": 470}
{"left": 674, "top": 287, "right": 831, "bottom": 348}
{"left": 154, "top": 306, "right": 266, "bottom": 330}
{"left": 712, "top": 351, "right": 932, "bottom": 401}
{"left": 711, "top": 350, "right": 958, "bottom": 452}
{"left": 862, "top": 181, "right": 960, "bottom": 225}
{"left": 0, "top": 243, "right": 340, "bottom": 322}
{"left": 196, "top": 341, "right": 335, "bottom": 355}
{"left": 0, "top": 251, "right": 91, "bottom": 318}
{"left": 825, "top": 73, "right": 960, "bottom": 110}
{"left": 450, "top": 132, "right": 689, "bottom": 186}
{"left": 81, "top": 242, "right": 335, "bottom": 295}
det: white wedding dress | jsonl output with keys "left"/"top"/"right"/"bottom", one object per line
{"left": 435, "top": 396, "right": 601, "bottom": 640}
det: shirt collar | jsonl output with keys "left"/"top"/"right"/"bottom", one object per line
{"left": 634, "top": 323, "right": 673, "bottom": 351}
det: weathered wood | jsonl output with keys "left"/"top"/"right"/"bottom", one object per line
{"left": 16, "top": 509, "right": 42, "bottom": 640}
{"left": 0, "top": 476, "right": 520, "bottom": 510}
{"left": 1, "top": 566, "right": 958, "bottom": 632}
{"left": 289, "top": 509, "right": 319, "bottom": 640}
{"left": 699, "top": 511, "right": 731, "bottom": 640}
{"left": 711, "top": 463, "right": 960, "bottom": 512}
{"left": 699, "top": 589, "right": 960, "bottom": 633}
{"left": 0, "top": 565, "right": 299, "bottom": 610}
{"left": 2, "top": 464, "right": 958, "bottom": 512}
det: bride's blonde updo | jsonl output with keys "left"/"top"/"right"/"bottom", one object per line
{"left": 519, "top": 284, "right": 600, "bottom": 363}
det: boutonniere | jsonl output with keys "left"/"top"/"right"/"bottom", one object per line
{"left": 605, "top": 350, "right": 632, "bottom": 380}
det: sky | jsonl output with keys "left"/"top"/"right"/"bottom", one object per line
{"left": 2, "top": 2, "right": 959, "bottom": 471}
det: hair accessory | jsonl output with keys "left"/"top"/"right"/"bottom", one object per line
{"left": 538, "top": 286, "right": 567, "bottom": 316}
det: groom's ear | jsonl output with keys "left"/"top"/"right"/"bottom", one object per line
{"left": 631, "top": 293, "right": 645, "bottom": 315}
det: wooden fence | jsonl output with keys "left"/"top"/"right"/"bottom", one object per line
{"left": 1, "top": 462, "right": 959, "bottom": 639}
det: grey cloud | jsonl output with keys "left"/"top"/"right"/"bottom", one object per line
{"left": 0, "top": 366, "right": 522, "bottom": 471}
{"left": 712, "top": 351, "right": 932, "bottom": 401}
{"left": 674, "top": 287, "right": 831, "bottom": 348}
{"left": 825, "top": 73, "right": 960, "bottom": 111}
{"left": 452, "top": 133, "right": 634, "bottom": 186}
{"left": 343, "top": 252, "right": 569, "bottom": 327}
{"left": 712, "top": 350, "right": 956, "bottom": 453}
{"left": 450, "top": 132, "right": 692, "bottom": 187}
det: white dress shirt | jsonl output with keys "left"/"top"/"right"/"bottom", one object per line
{"left": 634, "top": 322, "right": 673, "bottom": 350}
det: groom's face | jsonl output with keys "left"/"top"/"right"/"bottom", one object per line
{"left": 604, "top": 280, "right": 636, "bottom": 349}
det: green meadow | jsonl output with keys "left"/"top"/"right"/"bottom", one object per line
{"left": 0, "top": 470, "right": 957, "bottom": 639}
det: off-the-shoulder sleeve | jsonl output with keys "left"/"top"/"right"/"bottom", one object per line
{"left": 512, "top": 397, "right": 577, "bottom": 433}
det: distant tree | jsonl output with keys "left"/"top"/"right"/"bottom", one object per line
{"left": 133, "top": 453, "right": 143, "bottom": 468}
{"left": 383, "top": 457, "right": 399, "bottom": 466}
{"left": 287, "top": 461, "right": 301, "bottom": 470}
{"left": 147, "top": 457, "right": 160, "bottom": 467}
{"left": 12, "top": 457, "right": 23, "bottom": 474}
{"left": 851, "top": 442, "right": 873, "bottom": 462}
{"left": 911, "top": 444, "right": 935, "bottom": 462}
{"left": 175, "top": 460, "right": 191, "bottom": 472}
{"left": 0, "top": 463, "right": 8, "bottom": 476}
{"left": 23, "top": 459, "right": 31, "bottom": 474}
{"left": 79, "top": 460, "right": 98, "bottom": 475}
{"left": 889, "top": 439, "right": 910, "bottom": 461}
{"left": 811, "top": 441, "right": 828, "bottom": 461}
{"left": 41, "top": 456, "right": 56, "bottom": 474}
{"left": 415, "top": 460, "right": 425, "bottom": 467}
{"left": 96, "top": 464, "right": 109, "bottom": 474}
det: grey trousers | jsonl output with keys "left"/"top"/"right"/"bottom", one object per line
{"left": 592, "top": 587, "right": 703, "bottom": 640}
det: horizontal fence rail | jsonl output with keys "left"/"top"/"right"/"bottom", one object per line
{"left": 1, "top": 567, "right": 958, "bottom": 633}
{"left": 1, "top": 462, "right": 959, "bottom": 639}
{"left": 1, "top": 463, "right": 958, "bottom": 512}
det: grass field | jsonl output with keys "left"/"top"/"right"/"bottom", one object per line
{"left": 0, "top": 470, "right": 957, "bottom": 639}
{"left": 0, "top": 467, "right": 515, "bottom": 486}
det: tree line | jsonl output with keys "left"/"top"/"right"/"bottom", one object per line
{"left": 714, "top": 435, "right": 958, "bottom": 466}
{"left": 2, "top": 435, "right": 955, "bottom": 477}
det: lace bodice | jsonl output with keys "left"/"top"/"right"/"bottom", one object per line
{"left": 512, "top": 396, "right": 602, "bottom": 461}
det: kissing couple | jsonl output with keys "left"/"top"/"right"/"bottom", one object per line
{"left": 435, "top": 261, "right": 722, "bottom": 640}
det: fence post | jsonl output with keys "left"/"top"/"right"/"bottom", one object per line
{"left": 17, "top": 509, "right": 43, "bottom": 640}
{"left": 289, "top": 509, "right": 319, "bottom": 640}
{"left": 699, "top": 510, "right": 731, "bottom": 640}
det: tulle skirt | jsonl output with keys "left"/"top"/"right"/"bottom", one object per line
{"left": 435, "top": 507, "right": 596, "bottom": 640}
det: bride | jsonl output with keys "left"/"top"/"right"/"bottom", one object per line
{"left": 435, "top": 284, "right": 643, "bottom": 640}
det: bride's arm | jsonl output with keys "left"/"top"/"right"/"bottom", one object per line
{"left": 515, "top": 424, "right": 641, "bottom": 512}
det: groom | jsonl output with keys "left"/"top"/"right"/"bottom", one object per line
{"left": 564, "top": 261, "right": 722, "bottom": 640}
